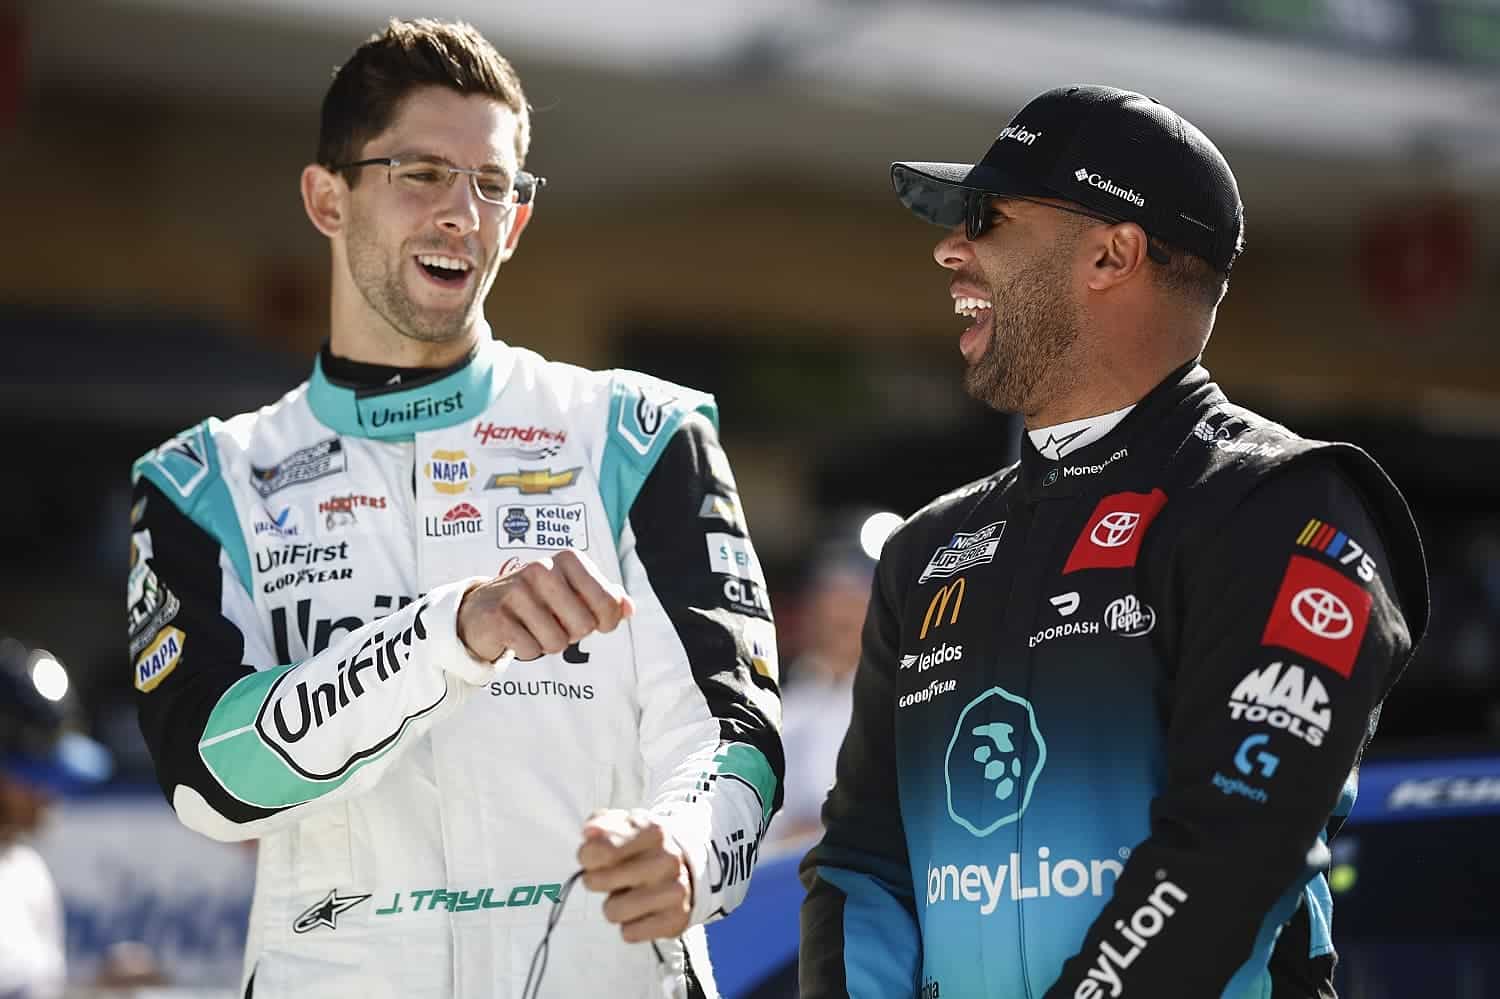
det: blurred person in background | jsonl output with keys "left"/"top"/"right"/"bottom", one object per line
{"left": 800, "top": 85, "right": 1429, "bottom": 997}
{"left": 128, "top": 18, "right": 781, "bottom": 998}
{"left": 1, "top": 639, "right": 112, "bottom": 999}
{"left": 771, "top": 529, "right": 876, "bottom": 843}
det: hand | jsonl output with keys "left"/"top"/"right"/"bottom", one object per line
{"left": 456, "top": 550, "right": 634, "bottom": 662}
{"left": 577, "top": 808, "right": 693, "bottom": 943}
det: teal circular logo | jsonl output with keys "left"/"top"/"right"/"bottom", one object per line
{"left": 944, "top": 687, "right": 1047, "bottom": 837}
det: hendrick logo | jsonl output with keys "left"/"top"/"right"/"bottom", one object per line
{"left": 1074, "top": 168, "right": 1146, "bottom": 207}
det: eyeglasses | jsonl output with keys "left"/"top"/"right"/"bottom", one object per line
{"left": 963, "top": 191, "right": 1169, "bottom": 264}
{"left": 333, "top": 155, "right": 546, "bottom": 210}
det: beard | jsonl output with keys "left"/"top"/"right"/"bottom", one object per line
{"left": 344, "top": 209, "right": 484, "bottom": 345}
{"left": 962, "top": 244, "right": 1080, "bottom": 415}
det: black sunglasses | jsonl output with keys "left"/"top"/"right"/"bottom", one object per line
{"left": 963, "top": 192, "right": 1170, "bottom": 265}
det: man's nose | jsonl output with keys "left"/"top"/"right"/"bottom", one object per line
{"left": 435, "top": 178, "right": 480, "bottom": 236}
{"left": 933, "top": 225, "right": 973, "bottom": 270}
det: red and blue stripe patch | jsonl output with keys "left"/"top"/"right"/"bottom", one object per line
{"left": 1297, "top": 518, "right": 1348, "bottom": 558}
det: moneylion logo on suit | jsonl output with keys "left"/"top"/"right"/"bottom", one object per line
{"left": 945, "top": 687, "right": 1048, "bottom": 837}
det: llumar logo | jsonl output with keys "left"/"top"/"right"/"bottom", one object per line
{"left": 1079, "top": 880, "right": 1189, "bottom": 996}
{"left": 920, "top": 577, "right": 965, "bottom": 639}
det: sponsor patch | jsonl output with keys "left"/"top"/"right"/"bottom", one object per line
{"left": 426, "top": 502, "right": 484, "bottom": 539}
{"left": 898, "top": 678, "right": 959, "bottom": 710}
{"left": 919, "top": 521, "right": 1006, "bottom": 583}
{"left": 919, "top": 578, "right": 965, "bottom": 639}
{"left": 1227, "top": 661, "right": 1330, "bottom": 747}
{"left": 617, "top": 389, "right": 675, "bottom": 457}
{"left": 140, "top": 426, "right": 212, "bottom": 498}
{"left": 742, "top": 616, "right": 779, "bottom": 682}
{"left": 472, "top": 422, "right": 567, "bottom": 460}
{"left": 252, "top": 505, "right": 304, "bottom": 539}
{"left": 135, "top": 626, "right": 185, "bottom": 692}
{"left": 944, "top": 687, "right": 1047, "bottom": 836}
{"left": 292, "top": 891, "right": 372, "bottom": 933}
{"left": 1102, "top": 595, "right": 1155, "bottom": 637}
{"left": 699, "top": 493, "right": 747, "bottom": 533}
{"left": 1260, "top": 555, "right": 1372, "bottom": 678}
{"left": 707, "top": 533, "right": 766, "bottom": 584}
{"left": 317, "top": 494, "right": 387, "bottom": 533}
{"left": 720, "top": 575, "right": 773, "bottom": 619}
{"left": 1062, "top": 489, "right": 1167, "bottom": 574}
{"left": 425, "top": 450, "right": 474, "bottom": 495}
{"left": 251, "top": 439, "right": 345, "bottom": 498}
{"left": 1296, "top": 517, "right": 1377, "bottom": 583}
{"left": 1049, "top": 592, "right": 1080, "bottom": 617}
{"left": 900, "top": 641, "right": 963, "bottom": 673}
{"left": 495, "top": 503, "right": 588, "bottom": 551}
{"left": 484, "top": 467, "right": 581, "bottom": 495}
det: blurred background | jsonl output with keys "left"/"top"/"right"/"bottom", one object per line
{"left": 1, "top": 0, "right": 1498, "bottom": 995}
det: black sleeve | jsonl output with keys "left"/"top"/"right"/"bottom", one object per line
{"left": 625, "top": 417, "right": 785, "bottom": 924}
{"left": 1044, "top": 458, "right": 1424, "bottom": 998}
{"left": 797, "top": 537, "right": 922, "bottom": 998}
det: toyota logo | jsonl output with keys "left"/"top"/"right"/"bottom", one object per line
{"left": 1290, "top": 587, "right": 1353, "bottom": 640}
{"left": 1091, "top": 511, "right": 1140, "bottom": 548}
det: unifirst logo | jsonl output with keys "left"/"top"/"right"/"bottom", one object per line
{"left": 1074, "top": 168, "right": 1146, "bottom": 207}
{"left": 999, "top": 124, "right": 1041, "bottom": 146}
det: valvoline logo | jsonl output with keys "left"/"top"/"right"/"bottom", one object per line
{"left": 944, "top": 687, "right": 1048, "bottom": 837}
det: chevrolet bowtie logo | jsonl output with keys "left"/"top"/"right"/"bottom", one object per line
{"left": 484, "top": 467, "right": 581, "bottom": 494}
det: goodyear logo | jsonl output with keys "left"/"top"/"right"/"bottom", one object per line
{"left": 920, "top": 577, "right": 965, "bottom": 640}
{"left": 135, "top": 626, "right": 185, "bottom": 693}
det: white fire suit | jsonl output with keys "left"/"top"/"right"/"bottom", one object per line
{"left": 127, "top": 331, "right": 783, "bottom": 998}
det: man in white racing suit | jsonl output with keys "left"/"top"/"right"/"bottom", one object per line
{"left": 127, "top": 19, "right": 782, "bottom": 998}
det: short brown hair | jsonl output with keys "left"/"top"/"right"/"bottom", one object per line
{"left": 317, "top": 19, "right": 531, "bottom": 177}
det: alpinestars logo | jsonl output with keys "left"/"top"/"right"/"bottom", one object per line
{"left": 1080, "top": 880, "right": 1189, "bottom": 997}
{"left": 1074, "top": 168, "right": 1146, "bottom": 207}
{"left": 293, "top": 890, "right": 372, "bottom": 933}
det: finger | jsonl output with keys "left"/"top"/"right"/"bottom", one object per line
{"left": 504, "top": 572, "right": 573, "bottom": 655}
{"left": 581, "top": 848, "right": 680, "bottom": 895}
{"left": 554, "top": 552, "right": 630, "bottom": 632}
{"left": 518, "top": 561, "right": 600, "bottom": 645}
{"left": 577, "top": 811, "right": 636, "bottom": 868}
{"left": 602, "top": 878, "right": 687, "bottom": 927}
{"left": 620, "top": 909, "right": 690, "bottom": 944}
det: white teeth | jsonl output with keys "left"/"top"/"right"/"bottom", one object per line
{"left": 952, "top": 295, "right": 993, "bottom": 318}
{"left": 417, "top": 254, "right": 472, "bottom": 272}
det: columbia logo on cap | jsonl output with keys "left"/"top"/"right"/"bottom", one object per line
{"left": 1074, "top": 167, "right": 1146, "bottom": 208}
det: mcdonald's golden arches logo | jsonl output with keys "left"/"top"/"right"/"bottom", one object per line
{"left": 920, "top": 577, "right": 965, "bottom": 640}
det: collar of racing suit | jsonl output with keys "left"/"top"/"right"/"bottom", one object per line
{"left": 305, "top": 323, "right": 513, "bottom": 440}
{"left": 1021, "top": 360, "right": 1215, "bottom": 501}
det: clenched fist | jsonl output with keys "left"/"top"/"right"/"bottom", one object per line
{"left": 456, "top": 550, "right": 633, "bottom": 662}
{"left": 578, "top": 808, "right": 693, "bottom": 943}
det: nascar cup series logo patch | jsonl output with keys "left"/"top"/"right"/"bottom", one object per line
{"left": 945, "top": 687, "right": 1047, "bottom": 837}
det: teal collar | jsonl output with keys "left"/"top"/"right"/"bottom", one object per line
{"left": 307, "top": 332, "right": 509, "bottom": 441}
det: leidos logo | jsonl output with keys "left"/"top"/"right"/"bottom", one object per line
{"left": 920, "top": 577, "right": 965, "bottom": 639}
{"left": 1074, "top": 167, "right": 1146, "bottom": 207}
{"left": 945, "top": 687, "right": 1047, "bottom": 837}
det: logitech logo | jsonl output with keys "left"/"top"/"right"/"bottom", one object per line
{"left": 944, "top": 687, "right": 1047, "bottom": 837}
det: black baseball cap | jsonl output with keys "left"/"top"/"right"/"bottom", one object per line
{"left": 892, "top": 85, "right": 1244, "bottom": 274}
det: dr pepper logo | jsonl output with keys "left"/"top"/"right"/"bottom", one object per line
{"left": 1261, "top": 555, "right": 1372, "bottom": 678}
{"left": 1062, "top": 489, "right": 1167, "bottom": 574}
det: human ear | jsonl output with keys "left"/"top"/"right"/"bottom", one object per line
{"left": 1084, "top": 222, "right": 1149, "bottom": 292}
{"left": 301, "top": 164, "right": 347, "bottom": 239}
{"left": 497, "top": 201, "right": 534, "bottom": 263}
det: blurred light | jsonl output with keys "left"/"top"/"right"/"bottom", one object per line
{"left": 860, "top": 512, "right": 903, "bottom": 560}
{"left": 1330, "top": 864, "right": 1358, "bottom": 894}
{"left": 30, "top": 652, "right": 69, "bottom": 702}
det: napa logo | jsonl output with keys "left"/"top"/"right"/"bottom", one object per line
{"left": 944, "top": 687, "right": 1047, "bottom": 837}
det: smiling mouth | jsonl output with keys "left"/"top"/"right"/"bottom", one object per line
{"left": 415, "top": 253, "right": 473, "bottom": 287}
{"left": 953, "top": 295, "right": 993, "bottom": 320}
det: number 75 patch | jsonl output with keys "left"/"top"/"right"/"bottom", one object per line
{"left": 1296, "top": 517, "right": 1376, "bottom": 583}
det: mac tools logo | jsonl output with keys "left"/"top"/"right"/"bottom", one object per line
{"left": 1074, "top": 167, "right": 1146, "bottom": 207}
{"left": 945, "top": 688, "right": 1047, "bottom": 837}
